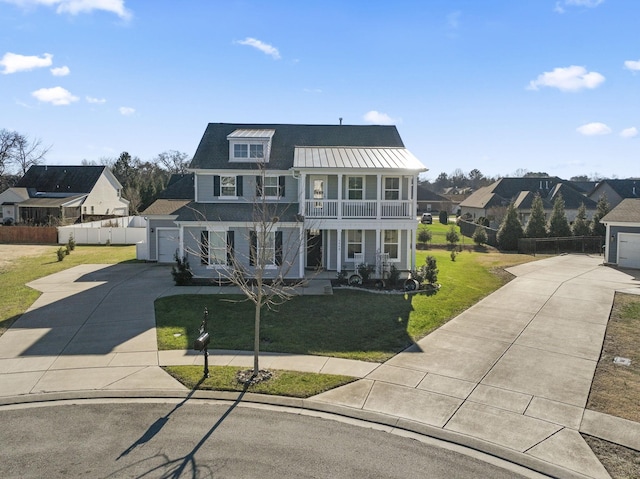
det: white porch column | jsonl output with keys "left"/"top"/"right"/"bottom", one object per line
{"left": 337, "top": 174, "right": 343, "bottom": 220}
{"left": 336, "top": 228, "right": 342, "bottom": 273}
{"left": 407, "top": 228, "right": 414, "bottom": 270}
{"left": 299, "top": 172, "right": 306, "bottom": 216}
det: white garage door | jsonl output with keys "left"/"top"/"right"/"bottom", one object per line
{"left": 618, "top": 233, "right": 640, "bottom": 269}
{"left": 157, "top": 229, "right": 180, "bottom": 263}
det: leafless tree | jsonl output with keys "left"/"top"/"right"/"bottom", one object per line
{"left": 155, "top": 150, "right": 190, "bottom": 174}
{"left": 12, "top": 134, "right": 51, "bottom": 174}
{"left": 0, "top": 129, "right": 19, "bottom": 176}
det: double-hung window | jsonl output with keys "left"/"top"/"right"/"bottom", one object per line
{"left": 347, "top": 230, "right": 363, "bottom": 260}
{"left": 250, "top": 229, "right": 282, "bottom": 268}
{"left": 220, "top": 176, "right": 236, "bottom": 197}
{"left": 347, "top": 176, "right": 364, "bottom": 200}
{"left": 383, "top": 230, "right": 399, "bottom": 261}
{"left": 384, "top": 177, "right": 400, "bottom": 200}
{"left": 201, "top": 230, "right": 233, "bottom": 266}
{"left": 256, "top": 175, "right": 285, "bottom": 198}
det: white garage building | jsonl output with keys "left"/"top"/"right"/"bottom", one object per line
{"left": 602, "top": 198, "right": 640, "bottom": 270}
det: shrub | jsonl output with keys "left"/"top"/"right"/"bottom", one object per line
{"left": 67, "top": 234, "right": 76, "bottom": 251}
{"left": 65, "top": 244, "right": 70, "bottom": 255}
{"left": 56, "top": 247, "right": 66, "bottom": 262}
{"left": 439, "top": 211, "right": 449, "bottom": 225}
{"left": 446, "top": 225, "right": 460, "bottom": 246}
{"left": 472, "top": 226, "right": 487, "bottom": 246}
{"left": 171, "top": 252, "right": 193, "bottom": 286}
{"left": 422, "top": 255, "right": 439, "bottom": 285}
{"left": 417, "top": 228, "right": 432, "bottom": 245}
{"left": 357, "top": 263, "right": 375, "bottom": 282}
{"left": 387, "top": 264, "right": 401, "bottom": 287}
{"left": 336, "top": 270, "right": 348, "bottom": 285}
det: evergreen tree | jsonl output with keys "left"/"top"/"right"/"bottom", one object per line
{"left": 591, "top": 194, "right": 610, "bottom": 237}
{"left": 572, "top": 203, "right": 591, "bottom": 236}
{"left": 497, "top": 203, "right": 523, "bottom": 251}
{"left": 524, "top": 194, "right": 547, "bottom": 238}
{"left": 548, "top": 194, "right": 572, "bottom": 238}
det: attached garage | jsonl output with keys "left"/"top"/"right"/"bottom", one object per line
{"left": 618, "top": 233, "right": 640, "bottom": 269}
{"left": 602, "top": 198, "right": 640, "bottom": 270}
{"left": 157, "top": 228, "right": 180, "bottom": 263}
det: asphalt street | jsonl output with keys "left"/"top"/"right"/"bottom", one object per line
{"left": 0, "top": 400, "right": 540, "bottom": 479}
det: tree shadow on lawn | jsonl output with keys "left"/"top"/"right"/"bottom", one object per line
{"left": 155, "top": 290, "right": 421, "bottom": 362}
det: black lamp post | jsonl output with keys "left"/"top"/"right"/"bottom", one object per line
{"left": 193, "top": 307, "right": 211, "bottom": 378}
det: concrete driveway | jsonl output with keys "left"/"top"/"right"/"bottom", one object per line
{"left": 0, "top": 254, "right": 639, "bottom": 479}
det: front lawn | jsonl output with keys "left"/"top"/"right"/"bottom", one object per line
{"left": 155, "top": 249, "right": 536, "bottom": 362}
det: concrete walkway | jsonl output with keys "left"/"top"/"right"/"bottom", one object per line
{"left": 1, "top": 256, "right": 639, "bottom": 478}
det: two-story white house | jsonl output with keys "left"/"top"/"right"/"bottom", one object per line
{"left": 144, "top": 123, "right": 427, "bottom": 279}
{"left": 1, "top": 165, "right": 129, "bottom": 225}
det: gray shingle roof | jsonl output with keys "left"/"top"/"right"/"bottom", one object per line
{"left": 601, "top": 198, "right": 640, "bottom": 223}
{"left": 189, "top": 123, "right": 408, "bottom": 170}
{"left": 174, "top": 201, "right": 300, "bottom": 223}
{"left": 16, "top": 165, "right": 106, "bottom": 195}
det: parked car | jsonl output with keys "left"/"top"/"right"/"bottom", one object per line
{"left": 421, "top": 213, "right": 432, "bottom": 224}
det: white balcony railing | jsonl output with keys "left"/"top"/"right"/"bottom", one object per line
{"left": 304, "top": 200, "right": 412, "bottom": 219}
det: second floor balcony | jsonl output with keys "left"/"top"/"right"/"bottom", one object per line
{"left": 304, "top": 199, "right": 413, "bottom": 219}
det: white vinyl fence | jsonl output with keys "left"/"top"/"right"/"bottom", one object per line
{"left": 58, "top": 216, "right": 147, "bottom": 245}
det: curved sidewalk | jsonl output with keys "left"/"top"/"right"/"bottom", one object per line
{"left": 0, "top": 256, "right": 639, "bottom": 478}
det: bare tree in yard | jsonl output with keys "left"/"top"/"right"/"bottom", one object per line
{"left": 12, "top": 134, "right": 51, "bottom": 174}
{"left": 183, "top": 166, "right": 309, "bottom": 382}
{"left": 156, "top": 150, "right": 190, "bottom": 174}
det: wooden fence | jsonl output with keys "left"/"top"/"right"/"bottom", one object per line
{"left": 0, "top": 226, "right": 58, "bottom": 244}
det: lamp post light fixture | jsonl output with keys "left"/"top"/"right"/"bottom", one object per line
{"left": 193, "top": 307, "right": 211, "bottom": 378}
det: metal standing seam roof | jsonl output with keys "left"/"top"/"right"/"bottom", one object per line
{"left": 293, "top": 147, "right": 426, "bottom": 170}
{"left": 227, "top": 129, "right": 276, "bottom": 139}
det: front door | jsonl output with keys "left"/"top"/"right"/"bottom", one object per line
{"left": 306, "top": 230, "right": 323, "bottom": 270}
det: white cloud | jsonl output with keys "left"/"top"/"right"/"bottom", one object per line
{"left": 119, "top": 106, "right": 135, "bottom": 116}
{"left": 363, "top": 110, "right": 397, "bottom": 125}
{"left": 0, "top": 52, "right": 52, "bottom": 74}
{"left": 1, "top": 0, "right": 131, "bottom": 19}
{"left": 86, "top": 96, "right": 106, "bottom": 104}
{"left": 576, "top": 122, "right": 611, "bottom": 136}
{"left": 303, "top": 88, "right": 322, "bottom": 94}
{"left": 554, "top": 0, "right": 604, "bottom": 13}
{"left": 620, "top": 127, "right": 638, "bottom": 138}
{"left": 50, "top": 65, "right": 70, "bottom": 76}
{"left": 527, "top": 65, "right": 605, "bottom": 92}
{"left": 235, "top": 37, "right": 281, "bottom": 59}
{"left": 624, "top": 60, "right": 640, "bottom": 72}
{"left": 31, "top": 86, "right": 79, "bottom": 105}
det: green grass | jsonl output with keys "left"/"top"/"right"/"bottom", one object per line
{"left": 0, "top": 245, "right": 138, "bottom": 335}
{"left": 156, "top": 249, "right": 536, "bottom": 362}
{"left": 164, "top": 365, "right": 356, "bottom": 398}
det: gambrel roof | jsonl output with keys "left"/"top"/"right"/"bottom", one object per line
{"left": 189, "top": 123, "right": 421, "bottom": 171}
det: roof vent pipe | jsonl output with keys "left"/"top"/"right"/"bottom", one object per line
{"left": 339, "top": 117, "right": 343, "bottom": 125}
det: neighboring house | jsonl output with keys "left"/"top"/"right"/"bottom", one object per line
{"left": 416, "top": 185, "right": 453, "bottom": 214}
{"left": 0, "top": 187, "right": 28, "bottom": 224}
{"left": 601, "top": 198, "right": 640, "bottom": 269}
{"left": 146, "top": 123, "right": 427, "bottom": 279}
{"left": 588, "top": 179, "right": 640, "bottom": 210}
{"left": 459, "top": 177, "right": 597, "bottom": 228}
{"left": 7, "top": 165, "right": 129, "bottom": 225}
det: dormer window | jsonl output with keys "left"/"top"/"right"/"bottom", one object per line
{"left": 227, "top": 129, "right": 274, "bottom": 163}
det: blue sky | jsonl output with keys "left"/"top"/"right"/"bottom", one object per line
{"left": 1, "top": 0, "right": 638, "bottom": 181}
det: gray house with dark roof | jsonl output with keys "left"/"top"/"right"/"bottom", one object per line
{"left": 588, "top": 179, "right": 640, "bottom": 210}
{"left": 144, "top": 123, "right": 427, "bottom": 279}
{"left": 459, "top": 177, "right": 597, "bottom": 228}
{"left": 0, "top": 165, "right": 128, "bottom": 225}
{"left": 601, "top": 198, "right": 640, "bottom": 269}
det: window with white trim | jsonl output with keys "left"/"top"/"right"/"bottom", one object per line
{"left": 220, "top": 176, "right": 236, "bottom": 197}
{"left": 383, "top": 230, "right": 399, "bottom": 261}
{"left": 201, "top": 230, "right": 231, "bottom": 266}
{"left": 347, "top": 230, "right": 363, "bottom": 260}
{"left": 384, "top": 177, "right": 400, "bottom": 200}
{"left": 347, "top": 176, "right": 363, "bottom": 200}
{"left": 257, "top": 175, "right": 284, "bottom": 198}
{"left": 231, "top": 143, "right": 264, "bottom": 161}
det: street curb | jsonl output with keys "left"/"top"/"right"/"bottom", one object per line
{"left": 0, "top": 390, "right": 595, "bottom": 479}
